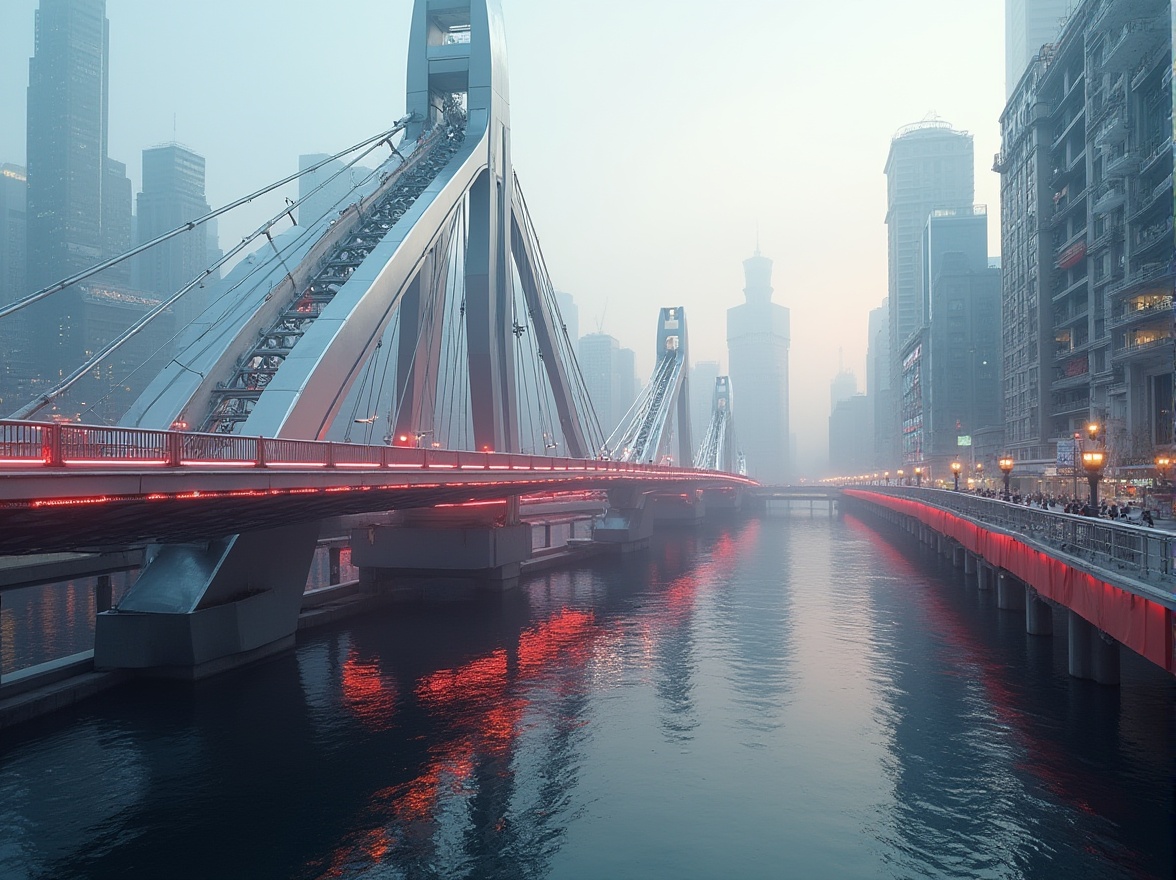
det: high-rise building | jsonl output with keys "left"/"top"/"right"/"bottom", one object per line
{"left": 1006, "top": 0, "right": 1075, "bottom": 96}
{"left": 867, "top": 298, "right": 890, "bottom": 467}
{"left": 137, "top": 144, "right": 213, "bottom": 327}
{"left": 900, "top": 246, "right": 1002, "bottom": 470}
{"left": 691, "top": 359, "right": 721, "bottom": 448}
{"left": 298, "top": 154, "right": 375, "bottom": 228}
{"left": 554, "top": 290, "right": 579, "bottom": 350}
{"left": 26, "top": 0, "right": 109, "bottom": 295}
{"left": 727, "top": 247, "right": 790, "bottom": 484}
{"left": 0, "top": 164, "right": 30, "bottom": 410}
{"left": 578, "top": 332, "right": 638, "bottom": 439}
{"left": 830, "top": 395, "right": 871, "bottom": 475}
{"left": 883, "top": 120, "right": 975, "bottom": 464}
{"left": 830, "top": 368, "right": 857, "bottom": 413}
{"left": 0, "top": 164, "right": 26, "bottom": 307}
{"left": 102, "top": 157, "right": 132, "bottom": 286}
{"left": 996, "top": 0, "right": 1173, "bottom": 483}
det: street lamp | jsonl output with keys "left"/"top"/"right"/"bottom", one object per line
{"left": 950, "top": 459, "right": 962, "bottom": 492}
{"left": 1081, "top": 448, "right": 1106, "bottom": 514}
{"left": 914, "top": 465, "right": 923, "bottom": 487}
{"left": 974, "top": 462, "right": 984, "bottom": 489}
{"left": 998, "top": 455, "right": 1014, "bottom": 500}
{"left": 1156, "top": 454, "right": 1172, "bottom": 486}
{"left": 897, "top": 468, "right": 905, "bottom": 486}
{"left": 884, "top": 471, "right": 890, "bottom": 485}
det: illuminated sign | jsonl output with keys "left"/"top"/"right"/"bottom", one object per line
{"left": 956, "top": 435, "right": 972, "bottom": 447}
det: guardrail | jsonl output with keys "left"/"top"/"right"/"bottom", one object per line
{"left": 847, "top": 486, "right": 1176, "bottom": 590}
{"left": 0, "top": 419, "right": 753, "bottom": 483}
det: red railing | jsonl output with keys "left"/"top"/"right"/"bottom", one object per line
{"left": 0, "top": 420, "right": 752, "bottom": 483}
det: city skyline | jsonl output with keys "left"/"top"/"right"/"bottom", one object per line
{"left": 0, "top": 0, "right": 1007, "bottom": 474}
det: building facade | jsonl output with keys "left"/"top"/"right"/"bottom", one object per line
{"left": 996, "top": 0, "right": 1173, "bottom": 481}
{"left": 883, "top": 120, "right": 976, "bottom": 465}
{"left": 1007, "top": 0, "right": 1078, "bottom": 96}
{"left": 830, "top": 394, "right": 871, "bottom": 475}
{"left": 867, "top": 298, "right": 891, "bottom": 466}
{"left": 578, "top": 332, "right": 638, "bottom": 440}
{"left": 0, "top": 164, "right": 29, "bottom": 410}
{"left": 727, "top": 248, "right": 790, "bottom": 484}
{"left": 137, "top": 144, "right": 213, "bottom": 328}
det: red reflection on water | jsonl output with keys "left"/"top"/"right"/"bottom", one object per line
{"left": 341, "top": 649, "right": 397, "bottom": 731}
{"left": 417, "top": 649, "right": 508, "bottom": 707}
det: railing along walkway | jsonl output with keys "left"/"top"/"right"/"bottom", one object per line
{"left": 851, "top": 486, "right": 1176, "bottom": 596}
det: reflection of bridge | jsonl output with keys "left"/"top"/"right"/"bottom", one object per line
{"left": 0, "top": 0, "right": 753, "bottom": 679}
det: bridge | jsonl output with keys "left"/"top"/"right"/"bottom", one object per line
{"left": 841, "top": 486, "right": 1176, "bottom": 685}
{"left": 0, "top": 0, "right": 753, "bottom": 680}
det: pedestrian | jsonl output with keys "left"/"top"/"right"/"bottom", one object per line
{"left": 1143, "top": 509, "right": 1155, "bottom": 527}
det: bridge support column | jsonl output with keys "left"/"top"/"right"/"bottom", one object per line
{"left": 1068, "top": 610, "right": 1093, "bottom": 680}
{"left": 1067, "top": 612, "right": 1118, "bottom": 684}
{"left": 964, "top": 552, "right": 977, "bottom": 575}
{"left": 95, "top": 574, "right": 113, "bottom": 613}
{"left": 95, "top": 521, "right": 322, "bottom": 680}
{"left": 701, "top": 485, "right": 742, "bottom": 514}
{"left": 1025, "top": 588, "right": 1053, "bottom": 635}
{"left": 649, "top": 489, "right": 706, "bottom": 525}
{"left": 593, "top": 487, "right": 654, "bottom": 553}
{"left": 951, "top": 545, "right": 965, "bottom": 569}
{"left": 352, "top": 504, "right": 531, "bottom": 594}
{"left": 996, "top": 571, "right": 1025, "bottom": 611}
{"left": 977, "top": 562, "right": 993, "bottom": 590}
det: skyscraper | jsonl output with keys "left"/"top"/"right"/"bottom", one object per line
{"left": 137, "top": 144, "right": 213, "bottom": 327}
{"left": 25, "top": 0, "right": 115, "bottom": 388}
{"left": 0, "top": 164, "right": 30, "bottom": 410}
{"left": 866, "top": 298, "right": 890, "bottom": 466}
{"left": 727, "top": 247, "right": 790, "bottom": 484}
{"left": 883, "top": 120, "right": 974, "bottom": 464}
{"left": 1006, "top": 0, "right": 1074, "bottom": 96}
{"left": 578, "top": 332, "right": 638, "bottom": 439}
{"left": 26, "top": 0, "right": 109, "bottom": 294}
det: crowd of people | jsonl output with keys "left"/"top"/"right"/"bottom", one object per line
{"left": 968, "top": 488, "right": 1158, "bottom": 527}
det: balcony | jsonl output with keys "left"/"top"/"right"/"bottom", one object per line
{"left": 1050, "top": 395, "right": 1091, "bottom": 416}
{"left": 1109, "top": 295, "right": 1173, "bottom": 330}
{"left": 1131, "top": 45, "right": 1167, "bottom": 90}
{"left": 1132, "top": 216, "right": 1173, "bottom": 259}
{"left": 1091, "top": 182, "right": 1126, "bottom": 214}
{"left": 1050, "top": 185, "right": 1088, "bottom": 224}
{"left": 1138, "top": 138, "right": 1172, "bottom": 177}
{"left": 1128, "top": 173, "right": 1173, "bottom": 221}
{"left": 1051, "top": 272, "right": 1089, "bottom": 301}
{"left": 1109, "top": 261, "right": 1175, "bottom": 298}
{"left": 1050, "top": 150, "right": 1087, "bottom": 187}
{"left": 1053, "top": 355, "right": 1090, "bottom": 388}
{"left": 1093, "top": 114, "right": 1129, "bottom": 148}
{"left": 1088, "top": 222, "right": 1122, "bottom": 252}
{"left": 1054, "top": 303, "right": 1090, "bottom": 326}
{"left": 1113, "top": 330, "right": 1174, "bottom": 362}
{"left": 1104, "top": 149, "right": 1141, "bottom": 177}
{"left": 1104, "top": 19, "right": 1166, "bottom": 73}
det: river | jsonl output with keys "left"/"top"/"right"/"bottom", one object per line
{"left": 0, "top": 509, "right": 1171, "bottom": 879}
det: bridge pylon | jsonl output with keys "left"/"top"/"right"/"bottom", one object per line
{"left": 96, "top": 0, "right": 590, "bottom": 678}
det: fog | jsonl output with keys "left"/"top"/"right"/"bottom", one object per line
{"left": 0, "top": 0, "right": 1006, "bottom": 475}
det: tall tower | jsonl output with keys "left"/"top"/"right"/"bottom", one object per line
{"left": 883, "top": 120, "right": 973, "bottom": 464}
{"left": 137, "top": 144, "right": 213, "bottom": 327}
{"left": 1005, "top": 0, "right": 1072, "bottom": 96}
{"left": 25, "top": 0, "right": 110, "bottom": 382}
{"left": 727, "top": 246, "right": 790, "bottom": 484}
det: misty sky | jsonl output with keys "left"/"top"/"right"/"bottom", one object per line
{"left": 0, "top": 0, "right": 1008, "bottom": 473}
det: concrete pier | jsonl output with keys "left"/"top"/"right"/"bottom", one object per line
{"left": 1025, "top": 588, "right": 1053, "bottom": 636}
{"left": 951, "top": 545, "right": 965, "bottom": 569}
{"left": 593, "top": 486, "right": 655, "bottom": 553}
{"left": 976, "top": 561, "right": 993, "bottom": 591}
{"left": 1068, "top": 611, "right": 1121, "bottom": 685}
{"left": 996, "top": 571, "right": 1025, "bottom": 611}
{"left": 964, "top": 551, "right": 977, "bottom": 575}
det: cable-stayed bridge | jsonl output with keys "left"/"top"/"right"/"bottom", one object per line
{"left": 0, "top": 0, "right": 752, "bottom": 679}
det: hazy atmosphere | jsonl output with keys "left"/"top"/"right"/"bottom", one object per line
{"left": 0, "top": 0, "right": 1006, "bottom": 475}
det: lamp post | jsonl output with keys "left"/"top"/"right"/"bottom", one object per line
{"left": 1156, "top": 454, "right": 1172, "bottom": 487}
{"left": 1081, "top": 449, "right": 1105, "bottom": 514}
{"left": 914, "top": 466, "right": 922, "bottom": 487}
{"left": 998, "top": 455, "right": 1014, "bottom": 500}
{"left": 950, "top": 459, "right": 962, "bottom": 492}
{"left": 974, "top": 462, "right": 984, "bottom": 490}
{"left": 897, "top": 468, "right": 905, "bottom": 486}
{"left": 884, "top": 471, "right": 890, "bottom": 485}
